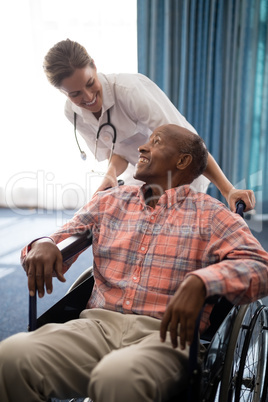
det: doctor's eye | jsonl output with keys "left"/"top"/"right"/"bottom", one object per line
{"left": 86, "top": 79, "right": 95, "bottom": 88}
{"left": 69, "top": 92, "right": 80, "bottom": 98}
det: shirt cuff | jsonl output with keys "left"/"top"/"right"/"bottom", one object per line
{"left": 26, "top": 236, "right": 55, "bottom": 254}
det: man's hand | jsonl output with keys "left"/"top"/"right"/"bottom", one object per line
{"left": 160, "top": 275, "right": 206, "bottom": 350}
{"left": 24, "top": 239, "right": 65, "bottom": 298}
{"left": 227, "top": 188, "right": 255, "bottom": 212}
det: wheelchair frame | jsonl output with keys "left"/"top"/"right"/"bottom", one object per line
{"left": 28, "top": 201, "right": 268, "bottom": 402}
{"left": 200, "top": 300, "right": 268, "bottom": 401}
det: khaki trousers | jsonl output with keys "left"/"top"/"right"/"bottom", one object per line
{"left": 0, "top": 309, "right": 189, "bottom": 402}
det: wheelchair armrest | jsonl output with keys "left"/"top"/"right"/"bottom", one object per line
{"left": 57, "top": 229, "right": 93, "bottom": 262}
{"left": 34, "top": 270, "right": 95, "bottom": 329}
{"left": 29, "top": 229, "right": 94, "bottom": 331}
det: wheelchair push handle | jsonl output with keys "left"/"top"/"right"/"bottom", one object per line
{"left": 236, "top": 200, "right": 246, "bottom": 217}
{"left": 104, "top": 179, "right": 124, "bottom": 191}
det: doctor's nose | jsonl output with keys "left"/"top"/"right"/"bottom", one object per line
{"left": 83, "top": 89, "right": 95, "bottom": 102}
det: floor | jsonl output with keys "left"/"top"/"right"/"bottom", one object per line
{"left": 0, "top": 207, "right": 92, "bottom": 341}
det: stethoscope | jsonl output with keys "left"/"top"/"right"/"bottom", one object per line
{"left": 74, "top": 109, "right": 117, "bottom": 166}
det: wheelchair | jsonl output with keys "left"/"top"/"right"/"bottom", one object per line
{"left": 28, "top": 202, "right": 268, "bottom": 402}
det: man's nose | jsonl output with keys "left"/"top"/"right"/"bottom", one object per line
{"left": 138, "top": 142, "right": 150, "bottom": 153}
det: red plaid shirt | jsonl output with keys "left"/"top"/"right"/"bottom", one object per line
{"left": 22, "top": 185, "right": 268, "bottom": 332}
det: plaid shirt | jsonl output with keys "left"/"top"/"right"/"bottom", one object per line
{"left": 22, "top": 185, "right": 268, "bottom": 332}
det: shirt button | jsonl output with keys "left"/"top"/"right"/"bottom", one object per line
{"left": 133, "top": 276, "right": 137, "bottom": 281}
{"left": 150, "top": 215, "right": 154, "bottom": 220}
{"left": 141, "top": 246, "right": 145, "bottom": 251}
{"left": 125, "top": 300, "right": 130, "bottom": 305}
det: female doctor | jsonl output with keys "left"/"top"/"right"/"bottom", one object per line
{"left": 43, "top": 39, "right": 255, "bottom": 212}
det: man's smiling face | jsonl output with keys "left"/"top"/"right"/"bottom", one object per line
{"left": 134, "top": 126, "right": 182, "bottom": 185}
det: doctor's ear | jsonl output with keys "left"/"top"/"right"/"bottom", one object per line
{"left": 176, "top": 154, "right": 192, "bottom": 170}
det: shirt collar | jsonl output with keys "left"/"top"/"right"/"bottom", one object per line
{"left": 98, "top": 73, "right": 114, "bottom": 113}
{"left": 138, "top": 184, "right": 192, "bottom": 209}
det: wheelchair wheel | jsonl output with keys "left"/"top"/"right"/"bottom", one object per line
{"left": 219, "top": 300, "right": 268, "bottom": 402}
{"left": 261, "top": 341, "right": 268, "bottom": 402}
{"left": 200, "top": 304, "right": 244, "bottom": 401}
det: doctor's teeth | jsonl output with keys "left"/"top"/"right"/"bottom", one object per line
{"left": 85, "top": 97, "right": 96, "bottom": 106}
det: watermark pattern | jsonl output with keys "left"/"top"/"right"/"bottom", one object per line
{"left": 1, "top": 169, "right": 265, "bottom": 233}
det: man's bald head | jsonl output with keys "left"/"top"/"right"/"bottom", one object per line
{"left": 134, "top": 124, "right": 208, "bottom": 189}
{"left": 161, "top": 124, "right": 208, "bottom": 181}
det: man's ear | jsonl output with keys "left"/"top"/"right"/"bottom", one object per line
{"left": 176, "top": 154, "right": 192, "bottom": 170}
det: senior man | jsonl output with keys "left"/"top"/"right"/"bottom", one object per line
{"left": 0, "top": 124, "right": 267, "bottom": 402}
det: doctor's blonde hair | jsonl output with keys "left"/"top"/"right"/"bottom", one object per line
{"left": 43, "top": 39, "right": 95, "bottom": 88}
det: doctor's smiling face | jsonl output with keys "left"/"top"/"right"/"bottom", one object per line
{"left": 60, "top": 65, "right": 103, "bottom": 117}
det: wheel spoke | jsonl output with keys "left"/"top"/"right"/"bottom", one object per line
{"left": 218, "top": 302, "right": 268, "bottom": 402}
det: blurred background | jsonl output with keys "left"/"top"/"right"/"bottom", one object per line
{"left": 0, "top": 0, "right": 137, "bottom": 210}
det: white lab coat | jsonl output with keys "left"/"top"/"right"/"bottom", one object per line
{"left": 64, "top": 73, "right": 209, "bottom": 192}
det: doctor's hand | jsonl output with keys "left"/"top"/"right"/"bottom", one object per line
{"left": 95, "top": 154, "right": 128, "bottom": 193}
{"left": 227, "top": 188, "right": 255, "bottom": 213}
{"left": 160, "top": 275, "right": 206, "bottom": 350}
{"left": 95, "top": 173, "right": 118, "bottom": 193}
{"left": 24, "top": 239, "right": 65, "bottom": 298}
